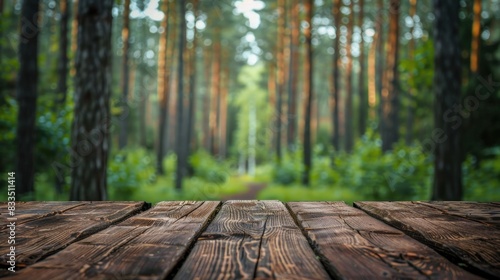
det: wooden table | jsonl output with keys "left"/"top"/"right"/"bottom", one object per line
{"left": 1, "top": 201, "right": 499, "bottom": 279}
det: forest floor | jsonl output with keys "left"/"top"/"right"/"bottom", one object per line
{"left": 223, "top": 182, "right": 267, "bottom": 200}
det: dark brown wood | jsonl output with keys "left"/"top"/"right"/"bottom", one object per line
{"left": 288, "top": 202, "right": 479, "bottom": 279}
{"left": 174, "top": 200, "right": 331, "bottom": 279}
{"left": 0, "top": 201, "right": 87, "bottom": 228}
{"left": 417, "top": 201, "right": 500, "bottom": 228}
{"left": 6, "top": 201, "right": 219, "bottom": 279}
{"left": 356, "top": 201, "right": 500, "bottom": 278}
{"left": 0, "top": 201, "right": 147, "bottom": 269}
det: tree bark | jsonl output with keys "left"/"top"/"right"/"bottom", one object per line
{"left": 118, "top": 0, "right": 131, "bottom": 149}
{"left": 331, "top": 0, "right": 341, "bottom": 152}
{"left": 381, "top": 0, "right": 400, "bottom": 152}
{"left": 432, "top": 0, "right": 462, "bottom": 200}
{"left": 302, "top": 0, "right": 313, "bottom": 186}
{"left": 70, "top": 0, "right": 113, "bottom": 200}
{"left": 175, "top": 0, "right": 187, "bottom": 191}
{"left": 16, "top": 0, "right": 40, "bottom": 198}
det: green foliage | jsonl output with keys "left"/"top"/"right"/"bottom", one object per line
{"left": 0, "top": 97, "right": 17, "bottom": 171}
{"left": 265, "top": 129, "right": 433, "bottom": 201}
{"left": 335, "top": 130, "right": 432, "bottom": 201}
{"left": 463, "top": 149, "right": 500, "bottom": 201}
{"left": 189, "top": 150, "right": 230, "bottom": 184}
{"left": 107, "top": 148, "right": 156, "bottom": 200}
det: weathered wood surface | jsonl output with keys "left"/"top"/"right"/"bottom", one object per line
{"left": 0, "top": 201, "right": 148, "bottom": 268}
{"left": 356, "top": 201, "right": 500, "bottom": 279}
{"left": 7, "top": 201, "right": 219, "bottom": 280}
{"left": 2, "top": 201, "right": 499, "bottom": 279}
{"left": 0, "top": 201, "right": 89, "bottom": 229}
{"left": 417, "top": 201, "right": 500, "bottom": 228}
{"left": 288, "top": 202, "right": 479, "bottom": 279}
{"left": 174, "top": 200, "right": 331, "bottom": 280}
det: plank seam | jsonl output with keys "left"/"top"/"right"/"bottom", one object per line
{"left": 4, "top": 201, "right": 151, "bottom": 272}
{"left": 252, "top": 215, "right": 269, "bottom": 279}
{"left": 284, "top": 202, "right": 336, "bottom": 280}
{"left": 337, "top": 213, "right": 430, "bottom": 278}
{"left": 353, "top": 202, "right": 495, "bottom": 279}
{"left": 165, "top": 201, "right": 223, "bottom": 280}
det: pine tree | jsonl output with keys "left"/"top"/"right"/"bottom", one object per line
{"left": 70, "top": 0, "right": 113, "bottom": 200}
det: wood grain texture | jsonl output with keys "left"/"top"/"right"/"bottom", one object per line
{"left": 417, "top": 201, "right": 500, "bottom": 228}
{"left": 288, "top": 202, "right": 480, "bottom": 279}
{"left": 5, "top": 201, "right": 219, "bottom": 280}
{"left": 0, "top": 201, "right": 147, "bottom": 270}
{"left": 174, "top": 200, "right": 331, "bottom": 280}
{"left": 356, "top": 201, "right": 500, "bottom": 278}
{"left": 0, "top": 201, "right": 89, "bottom": 229}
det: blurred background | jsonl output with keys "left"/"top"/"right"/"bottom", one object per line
{"left": 1, "top": 0, "right": 499, "bottom": 203}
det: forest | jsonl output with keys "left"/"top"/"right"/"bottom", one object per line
{"left": 0, "top": 0, "right": 499, "bottom": 203}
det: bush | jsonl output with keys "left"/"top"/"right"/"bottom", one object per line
{"left": 107, "top": 148, "right": 155, "bottom": 200}
{"left": 189, "top": 150, "right": 230, "bottom": 184}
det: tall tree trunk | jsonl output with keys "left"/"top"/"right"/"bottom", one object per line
{"left": 156, "top": 0, "right": 169, "bottom": 175}
{"left": 287, "top": 0, "right": 299, "bottom": 150}
{"left": 70, "top": 0, "right": 78, "bottom": 76}
{"left": 219, "top": 63, "right": 229, "bottom": 159}
{"left": 376, "top": 0, "right": 385, "bottom": 135}
{"left": 175, "top": 0, "right": 187, "bottom": 191}
{"left": 357, "top": 0, "right": 367, "bottom": 137}
{"left": 470, "top": 0, "right": 481, "bottom": 75}
{"left": 331, "top": 0, "right": 341, "bottom": 152}
{"left": 276, "top": 0, "right": 285, "bottom": 164}
{"left": 302, "top": 0, "right": 313, "bottom": 186}
{"left": 202, "top": 46, "right": 212, "bottom": 150}
{"left": 139, "top": 70, "right": 148, "bottom": 148}
{"left": 70, "top": 0, "right": 113, "bottom": 200}
{"left": 432, "top": 0, "right": 462, "bottom": 200}
{"left": 16, "top": 0, "right": 40, "bottom": 198}
{"left": 57, "top": 0, "right": 70, "bottom": 105}
{"left": 186, "top": 0, "right": 198, "bottom": 174}
{"left": 368, "top": 25, "right": 377, "bottom": 119}
{"left": 405, "top": 0, "right": 417, "bottom": 145}
{"left": 209, "top": 36, "right": 221, "bottom": 156}
{"left": 344, "top": 0, "right": 354, "bottom": 152}
{"left": 381, "top": 0, "right": 400, "bottom": 152}
{"left": 248, "top": 98, "right": 257, "bottom": 177}
{"left": 54, "top": 0, "right": 71, "bottom": 194}
{"left": 118, "top": 0, "right": 131, "bottom": 149}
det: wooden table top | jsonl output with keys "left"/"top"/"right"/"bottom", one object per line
{"left": 1, "top": 201, "right": 499, "bottom": 279}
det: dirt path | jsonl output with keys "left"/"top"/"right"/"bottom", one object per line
{"left": 223, "top": 182, "right": 267, "bottom": 200}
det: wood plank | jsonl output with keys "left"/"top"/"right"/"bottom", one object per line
{"left": 417, "top": 201, "right": 500, "bottom": 228}
{"left": 0, "top": 201, "right": 148, "bottom": 269}
{"left": 356, "top": 201, "right": 500, "bottom": 279}
{"left": 5, "top": 201, "right": 220, "bottom": 279}
{"left": 173, "top": 200, "right": 331, "bottom": 280}
{"left": 288, "top": 202, "right": 480, "bottom": 279}
{"left": 0, "top": 201, "right": 90, "bottom": 229}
